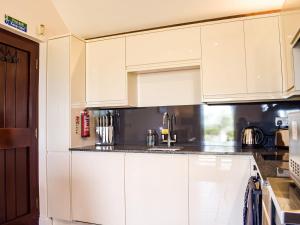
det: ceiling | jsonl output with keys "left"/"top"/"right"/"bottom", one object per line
{"left": 51, "top": 0, "right": 285, "bottom": 39}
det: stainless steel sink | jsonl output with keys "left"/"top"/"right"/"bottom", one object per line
{"left": 147, "top": 146, "right": 184, "bottom": 151}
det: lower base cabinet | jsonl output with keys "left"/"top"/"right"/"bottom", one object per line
{"left": 125, "top": 153, "right": 189, "bottom": 225}
{"left": 69, "top": 152, "right": 251, "bottom": 225}
{"left": 189, "top": 155, "right": 251, "bottom": 225}
{"left": 47, "top": 152, "right": 71, "bottom": 221}
{"left": 71, "top": 152, "right": 125, "bottom": 225}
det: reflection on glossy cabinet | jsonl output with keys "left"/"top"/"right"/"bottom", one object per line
{"left": 126, "top": 27, "right": 201, "bottom": 67}
{"left": 125, "top": 153, "right": 189, "bottom": 225}
{"left": 189, "top": 155, "right": 250, "bottom": 225}
{"left": 72, "top": 152, "right": 125, "bottom": 225}
{"left": 47, "top": 152, "right": 71, "bottom": 220}
{"left": 244, "top": 16, "right": 282, "bottom": 94}
{"left": 201, "top": 21, "right": 247, "bottom": 96}
{"left": 86, "top": 37, "right": 128, "bottom": 107}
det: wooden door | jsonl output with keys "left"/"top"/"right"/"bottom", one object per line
{"left": 0, "top": 29, "right": 39, "bottom": 225}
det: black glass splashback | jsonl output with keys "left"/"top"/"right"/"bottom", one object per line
{"left": 93, "top": 101, "right": 300, "bottom": 147}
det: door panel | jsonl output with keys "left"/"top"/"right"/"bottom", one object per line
{"left": 0, "top": 28, "right": 39, "bottom": 225}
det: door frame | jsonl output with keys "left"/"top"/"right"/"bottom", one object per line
{"left": 0, "top": 27, "right": 39, "bottom": 225}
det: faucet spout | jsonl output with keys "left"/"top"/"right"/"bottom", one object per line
{"left": 162, "top": 112, "right": 176, "bottom": 148}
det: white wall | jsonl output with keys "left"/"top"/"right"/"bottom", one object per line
{"left": 0, "top": 0, "right": 69, "bottom": 41}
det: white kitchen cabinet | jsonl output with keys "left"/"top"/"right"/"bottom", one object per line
{"left": 86, "top": 37, "right": 136, "bottom": 107}
{"left": 125, "top": 153, "right": 189, "bottom": 225}
{"left": 126, "top": 27, "right": 201, "bottom": 67}
{"left": 47, "top": 152, "right": 71, "bottom": 220}
{"left": 46, "top": 36, "right": 94, "bottom": 223}
{"left": 47, "top": 35, "right": 92, "bottom": 151}
{"left": 47, "top": 37, "right": 70, "bottom": 151}
{"left": 244, "top": 16, "right": 283, "bottom": 94}
{"left": 72, "top": 152, "right": 125, "bottom": 225}
{"left": 189, "top": 155, "right": 251, "bottom": 225}
{"left": 201, "top": 21, "right": 247, "bottom": 96}
{"left": 280, "top": 0, "right": 300, "bottom": 93}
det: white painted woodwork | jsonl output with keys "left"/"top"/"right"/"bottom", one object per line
{"left": 72, "top": 152, "right": 125, "bottom": 225}
{"left": 189, "top": 155, "right": 251, "bottom": 225}
{"left": 201, "top": 21, "right": 247, "bottom": 96}
{"left": 47, "top": 37, "right": 70, "bottom": 151}
{"left": 125, "top": 153, "right": 189, "bottom": 225}
{"left": 86, "top": 37, "right": 130, "bottom": 106}
{"left": 47, "top": 152, "right": 71, "bottom": 220}
{"left": 244, "top": 16, "right": 283, "bottom": 94}
{"left": 126, "top": 27, "right": 201, "bottom": 66}
{"left": 137, "top": 68, "right": 201, "bottom": 106}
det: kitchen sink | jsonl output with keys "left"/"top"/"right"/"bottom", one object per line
{"left": 261, "top": 153, "right": 289, "bottom": 162}
{"left": 147, "top": 146, "right": 184, "bottom": 151}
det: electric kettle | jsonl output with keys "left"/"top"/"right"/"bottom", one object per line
{"left": 241, "top": 126, "right": 264, "bottom": 148}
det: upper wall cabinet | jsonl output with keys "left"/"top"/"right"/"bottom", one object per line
{"left": 86, "top": 37, "right": 136, "bottom": 107}
{"left": 201, "top": 21, "right": 247, "bottom": 96}
{"left": 244, "top": 16, "right": 282, "bottom": 94}
{"left": 126, "top": 27, "right": 201, "bottom": 69}
{"left": 280, "top": 0, "right": 300, "bottom": 94}
{"left": 202, "top": 15, "right": 283, "bottom": 102}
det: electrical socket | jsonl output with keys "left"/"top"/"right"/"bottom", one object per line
{"left": 275, "top": 117, "right": 288, "bottom": 127}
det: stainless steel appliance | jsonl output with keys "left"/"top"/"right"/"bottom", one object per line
{"left": 242, "top": 126, "right": 264, "bottom": 148}
{"left": 289, "top": 112, "right": 300, "bottom": 188}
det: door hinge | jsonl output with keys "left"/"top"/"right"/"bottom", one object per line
{"left": 35, "top": 59, "right": 38, "bottom": 70}
{"left": 35, "top": 197, "right": 39, "bottom": 210}
{"left": 35, "top": 128, "right": 38, "bottom": 139}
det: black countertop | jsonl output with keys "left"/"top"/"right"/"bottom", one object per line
{"left": 70, "top": 145, "right": 289, "bottom": 181}
{"left": 70, "top": 145, "right": 254, "bottom": 154}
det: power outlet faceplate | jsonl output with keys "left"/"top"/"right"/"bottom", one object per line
{"left": 275, "top": 117, "right": 289, "bottom": 127}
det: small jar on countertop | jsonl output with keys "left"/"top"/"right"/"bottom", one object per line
{"left": 146, "top": 129, "right": 156, "bottom": 147}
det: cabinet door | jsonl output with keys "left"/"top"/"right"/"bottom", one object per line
{"left": 244, "top": 17, "right": 282, "bottom": 94}
{"left": 126, "top": 27, "right": 201, "bottom": 66}
{"left": 201, "top": 21, "right": 247, "bottom": 96}
{"left": 72, "top": 152, "right": 125, "bottom": 225}
{"left": 125, "top": 153, "right": 189, "bottom": 225}
{"left": 86, "top": 37, "right": 127, "bottom": 106}
{"left": 189, "top": 155, "right": 250, "bottom": 225}
{"left": 47, "top": 152, "right": 71, "bottom": 220}
{"left": 47, "top": 37, "right": 70, "bottom": 151}
{"left": 281, "top": 0, "right": 300, "bottom": 91}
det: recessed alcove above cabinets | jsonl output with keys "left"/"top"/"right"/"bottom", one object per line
{"left": 129, "top": 67, "right": 202, "bottom": 107}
